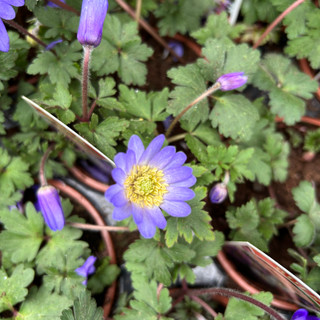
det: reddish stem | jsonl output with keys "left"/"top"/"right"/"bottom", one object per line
{"left": 81, "top": 46, "right": 93, "bottom": 122}
{"left": 46, "top": 0, "right": 79, "bottom": 14}
{"left": 253, "top": 0, "right": 306, "bottom": 49}
{"left": 88, "top": 100, "right": 98, "bottom": 120}
{"left": 48, "top": 179, "right": 116, "bottom": 318}
{"left": 299, "top": 59, "right": 320, "bottom": 101}
{"left": 189, "top": 295, "right": 218, "bottom": 318}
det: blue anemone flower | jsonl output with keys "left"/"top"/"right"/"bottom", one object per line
{"left": 291, "top": 309, "right": 320, "bottom": 320}
{"left": 75, "top": 256, "right": 97, "bottom": 285}
{"left": 77, "top": 0, "right": 108, "bottom": 48}
{"left": 217, "top": 72, "right": 248, "bottom": 91}
{"left": 0, "top": 0, "right": 25, "bottom": 52}
{"left": 105, "top": 134, "right": 196, "bottom": 239}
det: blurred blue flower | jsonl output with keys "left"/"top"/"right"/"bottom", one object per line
{"left": 37, "top": 186, "right": 65, "bottom": 231}
{"left": 47, "top": 0, "right": 65, "bottom": 8}
{"left": 291, "top": 309, "right": 320, "bottom": 320}
{"left": 167, "top": 41, "right": 184, "bottom": 62}
{"left": 77, "top": 0, "right": 108, "bottom": 47}
{"left": 45, "top": 38, "right": 63, "bottom": 50}
{"left": 79, "top": 159, "right": 112, "bottom": 183}
{"left": 105, "top": 134, "right": 196, "bottom": 239}
{"left": 0, "top": 0, "right": 25, "bottom": 52}
{"left": 217, "top": 72, "right": 248, "bottom": 91}
{"left": 75, "top": 256, "right": 97, "bottom": 285}
{"left": 209, "top": 183, "right": 227, "bottom": 204}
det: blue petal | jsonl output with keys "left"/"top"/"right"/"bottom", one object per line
{"left": 77, "top": 0, "right": 108, "bottom": 47}
{"left": 112, "top": 203, "right": 132, "bottom": 220}
{"left": 131, "top": 204, "right": 143, "bottom": 224}
{"left": 3, "top": 0, "right": 25, "bottom": 6}
{"left": 160, "top": 200, "right": 191, "bottom": 217}
{"left": 126, "top": 149, "right": 136, "bottom": 173}
{"left": 128, "top": 135, "right": 144, "bottom": 163}
{"left": 291, "top": 309, "right": 308, "bottom": 320}
{"left": 111, "top": 168, "right": 126, "bottom": 185}
{"left": 137, "top": 214, "right": 157, "bottom": 239}
{"left": 163, "top": 151, "right": 187, "bottom": 170}
{"left": 104, "top": 184, "right": 122, "bottom": 202}
{"left": 0, "top": 20, "right": 9, "bottom": 52}
{"left": 114, "top": 152, "right": 127, "bottom": 171}
{"left": 170, "top": 175, "right": 196, "bottom": 188}
{"left": 164, "top": 187, "right": 195, "bottom": 201}
{"left": 110, "top": 190, "right": 128, "bottom": 207}
{"left": 148, "top": 206, "right": 167, "bottom": 229}
{"left": 0, "top": 2, "right": 15, "bottom": 19}
{"left": 164, "top": 166, "right": 193, "bottom": 184}
{"left": 149, "top": 146, "right": 176, "bottom": 169}
{"left": 139, "top": 135, "right": 165, "bottom": 165}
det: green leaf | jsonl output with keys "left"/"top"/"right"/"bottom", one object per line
{"left": 224, "top": 292, "right": 273, "bottom": 320}
{"left": 87, "top": 257, "right": 120, "bottom": 294}
{"left": 167, "top": 64, "right": 208, "bottom": 129}
{"left": 253, "top": 54, "right": 318, "bottom": 124}
{"left": 25, "top": 0, "right": 39, "bottom": 10}
{"left": 292, "top": 181, "right": 319, "bottom": 214}
{"left": 0, "top": 203, "right": 44, "bottom": 263}
{"left": 165, "top": 187, "right": 214, "bottom": 247}
{"left": 155, "top": 0, "right": 212, "bottom": 36}
{"left": 74, "top": 115, "right": 129, "bottom": 159}
{"left": 17, "top": 286, "right": 71, "bottom": 320}
{"left": 241, "top": 0, "right": 278, "bottom": 24}
{"left": 0, "top": 148, "right": 33, "bottom": 201}
{"left": 60, "top": 291, "right": 103, "bottom": 320}
{"left": 119, "top": 85, "right": 169, "bottom": 121}
{"left": 304, "top": 128, "right": 320, "bottom": 152}
{"left": 210, "top": 94, "right": 260, "bottom": 141}
{"left": 293, "top": 215, "right": 315, "bottom": 247}
{"left": 314, "top": 254, "right": 320, "bottom": 267}
{"left": 27, "top": 41, "right": 82, "bottom": 88}
{"left": 246, "top": 148, "right": 271, "bottom": 185}
{"left": 191, "top": 12, "right": 234, "bottom": 44}
{"left": 0, "top": 51, "right": 18, "bottom": 91}
{"left": 91, "top": 16, "right": 153, "bottom": 85}
{"left": 0, "top": 265, "right": 34, "bottom": 313}
{"left": 306, "top": 267, "right": 320, "bottom": 291}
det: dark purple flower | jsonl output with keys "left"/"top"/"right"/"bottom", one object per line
{"left": 0, "top": 0, "right": 25, "bottom": 52}
{"left": 291, "top": 309, "right": 320, "bottom": 320}
{"left": 37, "top": 186, "right": 65, "bottom": 231}
{"left": 167, "top": 41, "right": 184, "bottom": 62}
{"left": 105, "top": 134, "right": 196, "bottom": 239}
{"left": 209, "top": 183, "right": 227, "bottom": 204}
{"left": 215, "top": 0, "right": 231, "bottom": 14}
{"left": 79, "top": 159, "right": 112, "bottom": 183}
{"left": 77, "top": 0, "right": 108, "bottom": 48}
{"left": 45, "top": 38, "right": 63, "bottom": 50}
{"left": 47, "top": 0, "right": 65, "bottom": 8}
{"left": 75, "top": 256, "right": 97, "bottom": 285}
{"left": 217, "top": 72, "right": 248, "bottom": 91}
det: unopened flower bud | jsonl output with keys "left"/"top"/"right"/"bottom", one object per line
{"left": 75, "top": 256, "right": 97, "bottom": 285}
{"left": 77, "top": 0, "right": 108, "bottom": 48}
{"left": 37, "top": 186, "right": 65, "bottom": 231}
{"left": 209, "top": 183, "right": 228, "bottom": 204}
{"left": 217, "top": 72, "right": 248, "bottom": 91}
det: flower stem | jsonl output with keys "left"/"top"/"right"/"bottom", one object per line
{"left": 39, "top": 145, "right": 54, "bottom": 186}
{"left": 188, "top": 288, "right": 286, "bottom": 320}
{"left": 189, "top": 295, "right": 218, "bottom": 318}
{"left": 88, "top": 99, "right": 97, "bottom": 119}
{"left": 253, "top": 0, "right": 306, "bottom": 49}
{"left": 167, "top": 133, "right": 187, "bottom": 143}
{"left": 46, "top": 0, "right": 80, "bottom": 14}
{"left": 4, "top": 20, "right": 47, "bottom": 48}
{"left": 81, "top": 46, "right": 93, "bottom": 122}
{"left": 165, "top": 82, "right": 221, "bottom": 138}
{"left": 135, "top": 0, "right": 142, "bottom": 22}
{"left": 68, "top": 222, "right": 130, "bottom": 232}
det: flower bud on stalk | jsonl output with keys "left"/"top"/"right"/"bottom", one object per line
{"left": 77, "top": 0, "right": 108, "bottom": 48}
{"left": 209, "top": 172, "right": 229, "bottom": 204}
{"left": 75, "top": 256, "right": 97, "bottom": 285}
{"left": 37, "top": 185, "right": 65, "bottom": 231}
{"left": 217, "top": 72, "right": 248, "bottom": 91}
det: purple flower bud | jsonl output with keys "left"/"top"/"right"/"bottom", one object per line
{"left": 75, "top": 256, "right": 97, "bottom": 285}
{"left": 209, "top": 183, "right": 228, "bottom": 204}
{"left": 217, "top": 72, "right": 248, "bottom": 91}
{"left": 215, "top": 0, "right": 231, "bottom": 14}
{"left": 291, "top": 309, "right": 320, "bottom": 320}
{"left": 77, "top": 0, "right": 108, "bottom": 48}
{"left": 37, "top": 186, "right": 65, "bottom": 231}
{"left": 45, "top": 38, "right": 63, "bottom": 51}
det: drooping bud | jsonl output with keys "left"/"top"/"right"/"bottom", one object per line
{"left": 75, "top": 256, "right": 97, "bottom": 285}
{"left": 209, "top": 183, "right": 228, "bottom": 204}
{"left": 77, "top": 0, "right": 108, "bottom": 48}
{"left": 217, "top": 72, "right": 248, "bottom": 91}
{"left": 37, "top": 186, "right": 65, "bottom": 231}
{"left": 45, "top": 39, "right": 63, "bottom": 51}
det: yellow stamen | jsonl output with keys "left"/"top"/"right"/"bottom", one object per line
{"left": 124, "top": 165, "right": 168, "bottom": 207}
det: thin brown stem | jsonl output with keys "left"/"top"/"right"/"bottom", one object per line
{"left": 4, "top": 20, "right": 47, "bottom": 48}
{"left": 165, "top": 82, "right": 221, "bottom": 138}
{"left": 188, "top": 288, "right": 286, "bottom": 320}
{"left": 157, "top": 283, "right": 164, "bottom": 301}
{"left": 135, "top": 0, "right": 142, "bottom": 22}
{"left": 39, "top": 145, "right": 54, "bottom": 186}
{"left": 253, "top": 0, "right": 306, "bottom": 49}
{"left": 88, "top": 99, "right": 97, "bottom": 119}
{"left": 189, "top": 295, "right": 218, "bottom": 318}
{"left": 46, "top": 0, "right": 80, "bottom": 15}
{"left": 81, "top": 46, "right": 93, "bottom": 122}
{"left": 68, "top": 222, "right": 130, "bottom": 232}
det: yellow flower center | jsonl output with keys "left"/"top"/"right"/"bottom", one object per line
{"left": 124, "top": 165, "right": 168, "bottom": 207}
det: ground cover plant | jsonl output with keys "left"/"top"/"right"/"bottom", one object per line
{"left": 0, "top": 0, "right": 320, "bottom": 319}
